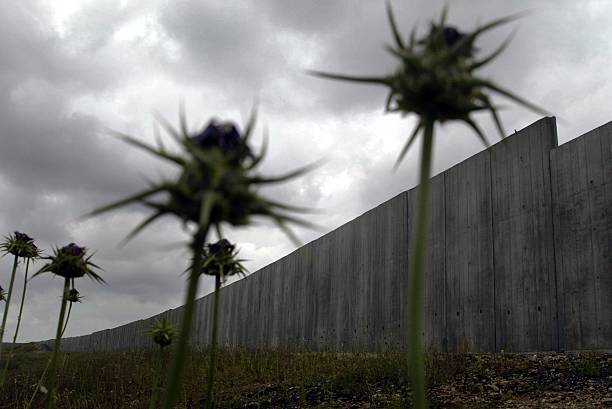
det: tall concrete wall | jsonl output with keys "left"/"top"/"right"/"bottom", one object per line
{"left": 43, "top": 117, "right": 612, "bottom": 353}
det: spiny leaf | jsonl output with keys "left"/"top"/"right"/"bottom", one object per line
{"left": 464, "top": 116, "right": 490, "bottom": 147}
{"left": 243, "top": 105, "right": 258, "bottom": 144}
{"left": 113, "top": 132, "right": 185, "bottom": 165}
{"left": 247, "top": 127, "right": 269, "bottom": 170}
{"left": 307, "top": 70, "right": 390, "bottom": 86}
{"left": 119, "top": 211, "right": 165, "bottom": 246}
{"left": 394, "top": 120, "right": 423, "bottom": 170}
{"left": 84, "top": 185, "right": 167, "bottom": 218}
{"left": 481, "top": 80, "right": 551, "bottom": 117}
{"left": 469, "top": 29, "right": 516, "bottom": 71}
{"left": 386, "top": 2, "right": 405, "bottom": 49}
{"left": 250, "top": 159, "right": 323, "bottom": 185}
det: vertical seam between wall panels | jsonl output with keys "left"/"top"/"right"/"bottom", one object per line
{"left": 443, "top": 171, "right": 449, "bottom": 352}
{"left": 489, "top": 147, "right": 497, "bottom": 352}
{"left": 548, "top": 120, "right": 562, "bottom": 352}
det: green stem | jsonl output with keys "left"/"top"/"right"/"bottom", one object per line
{"left": 1, "top": 257, "right": 31, "bottom": 385}
{"left": 61, "top": 279, "right": 75, "bottom": 337}
{"left": 161, "top": 231, "right": 207, "bottom": 409}
{"left": 25, "top": 358, "right": 51, "bottom": 409}
{"left": 0, "top": 255, "right": 19, "bottom": 365}
{"left": 205, "top": 274, "right": 222, "bottom": 409}
{"left": 45, "top": 277, "right": 70, "bottom": 409}
{"left": 61, "top": 303, "right": 73, "bottom": 338}
{"left": 148, "top": 346, "right": 163, "bottom": 409}
{"left": 408, "top": 119, "right": 434, "bottom": 409}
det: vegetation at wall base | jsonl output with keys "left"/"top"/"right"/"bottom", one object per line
{"left": 1, "top": 345, "right": 610, "bottom": 408}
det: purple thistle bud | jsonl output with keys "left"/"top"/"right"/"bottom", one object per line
{"left": 14, "top": 231, "right": 34, "bottom": 243}
{"left": 442, "top": 26, "right": 466, "bottom": 47}
{"left": 60, "top": 243, "right": 86, "bottom": 257}
{"left": 67, "top": 288, "right": 81, "bottom": 303}
{"left": 191, "top": 121, "right": 243, "bottom": 155}
{"left": 208, "top": 239, "right": 235, "bottom": 256}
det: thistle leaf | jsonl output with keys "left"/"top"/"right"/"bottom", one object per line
{"left": 386, "top": 2, "right": 405, "bottom": 49}
{"left": 113, "top": 132, "right": 185, "bottom": 165}
{"left": 120, "top": 211, "right": 165, "bottom": 246}
{"left": 243, "top": 106, "right": 258, "bottom": 144}
{"left": 247, "top": 128, "right": 269, "bottom": 170}
{"left": 469, "top": 29, "right": 516, "bottom": 71}
{"left": 307, "top": 70, "right": 390, "bottom": 86}
{"left": 394, "top": 120, "right": 423, "bottom": 170}
{"left": 85, "top": 185, "right": 167, "bottom": 218}
{"left": 464, "top": 116, "right": 490, "bottom": 147}
{"left": 251, "top": 160, "right": 322, "bottom": 185}
{"left": 481, "top": 81, "right": 551, "bottom": 117}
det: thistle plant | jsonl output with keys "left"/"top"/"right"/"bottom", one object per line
{"left": 0, "top": 231, "right": 40, "bottom": 366}
{"left": 200, "top": 239, "right": 247, "bottom": 409}
{"left": 61, "top": 285, "right": 82, "bottom": 337}
{"left": 146, "top": 319, "right": 176, "bottom": 409}
{"left": 33, "top": 243, "right": 103, "bottom": 409}
{"left": 311, "top": 4, "right": 548, "bottom": 408}
{"left": 1, "top": 240, "right": 41, "bottom": 386}
{"left": 89, "top": 110, "right": 313, "bottom": 409}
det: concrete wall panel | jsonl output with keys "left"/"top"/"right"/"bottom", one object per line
{"left": 42, "top": 118, "right": 612, "bottom": 353}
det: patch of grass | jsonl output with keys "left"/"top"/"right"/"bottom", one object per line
{"left": 1, "top": 347, "right": 610, "bottom": 408}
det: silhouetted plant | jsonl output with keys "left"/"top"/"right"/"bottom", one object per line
{"left": 1, "top": 237, "right": 41, "bottom": 386}
{"left": 146, "top": 319, "right": 176, "bottom": 409}
{"left": 88, "top": 109, "right": 313, "bottom": 409}
{"left": 33, "top": 243, "right": 104, "bottom": 409}
{"left": 311, "top": 4, "right": 548, "bottom": 408}
{"left": 61, "top": 284, "right": 82, "bottom": 337}
{"left": 0, "top": 231, "right": 40, "bottom": 368}
{"left": 199, "top": 238, "right": 247, "bottom": 409}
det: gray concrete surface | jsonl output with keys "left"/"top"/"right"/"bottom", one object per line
{"left": 41, "top": 117, "right": 612, "bottom": 353}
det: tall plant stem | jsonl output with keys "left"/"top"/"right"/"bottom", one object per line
{"left": 61, "top": 303, "right": 72, "bottom": 337}
{"left": 162, "top": 230, "right": 207, "bottom": 409}
{"left": 1, "top": 258, "right": 31, "bottom": 385}
{"left": 205, "top": 274, "right": 222, "bottom": 409}
{"left": 408, "top": 118, "right": 434, "bottom": 409}
{"left": 60, "top": 279, "right": 75, "bottom": 337}
{"left": 148, "top": 346, "right": 164, "bottom": 409}
{"left": 0, "top": 255, "right": 19, "bottom": 364}
{"left": 45, "top": 277, "right": 70, "bottom": 409}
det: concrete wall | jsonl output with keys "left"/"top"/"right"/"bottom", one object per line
{"left": 43, "top": 117, "right": 612, "bottom": 353}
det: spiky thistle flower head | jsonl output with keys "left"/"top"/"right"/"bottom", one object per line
{"left": 1, "top": 231, "right": 41, "bottom": 259}
{"left": 66, "top": 288, "right": 82, "bottom": 303}
{"left": 200, "top": 239, "right": 247, "bottom": 282}
{"left": 88, "top": 110, "right": 316, "bottom": 246}
{"left": 147, "top": 319, "right": 177, "bottom": 348}
{"left": 311, "top": 4, "right": 549, "bottom": 167}
{"left": 33, "top": 243, "right": 104, "bottom": 283}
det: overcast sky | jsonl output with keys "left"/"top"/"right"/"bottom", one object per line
{"left": 1, "top": 0, "right": 610, "bottom": 342}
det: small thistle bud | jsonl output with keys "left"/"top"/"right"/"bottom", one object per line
{"left": 14, "top": 231, "right": 33, "bottom": 243}
{"left": 311, "top": 5, "right": 549, "bottom": 167}
{"left": 191, "top": 121, "right": 246, "bottom": 157}
{"left": 1, "top": 231, "right": 41, "bottom": 259}
{"left": 60, "top": 243, "right": 86, "bottom": 257}
{"left": 200, "top": 239, "right": 246, "bottom": 281}
{"left": 207, "top": 239, "right": 234, "bottom": 256}
{"left": 88, "top": 107, "right": 315, "bottom": 247}
{"left": 34, "top": 243, "right": 104, "bottom": 283}
{"left": 66, "top": 288, "right": 82, "bottom": 303}
{"left": 147, "top": 319, "right": 177, "bottom": 348}
{"left": 0, "top": 285, "right": 6, "bottom": 302}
